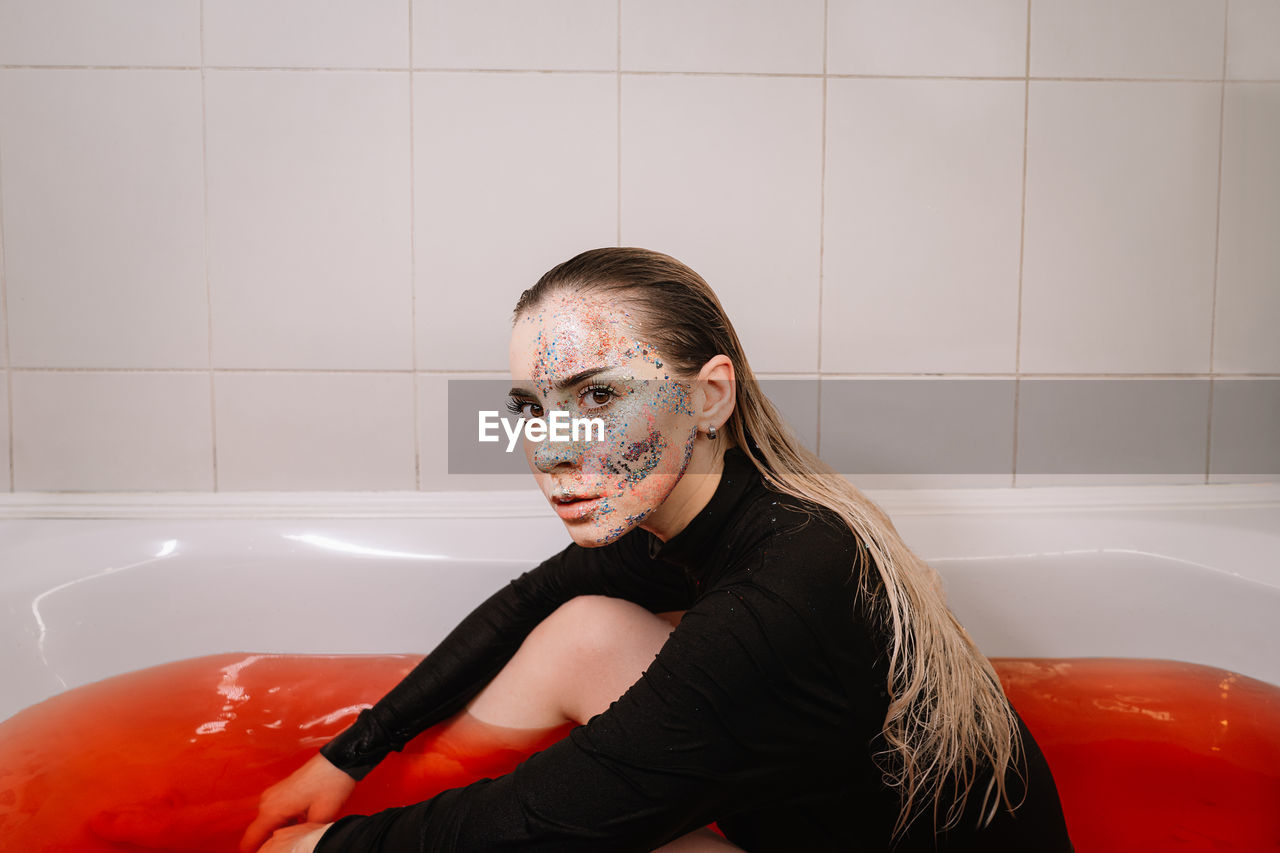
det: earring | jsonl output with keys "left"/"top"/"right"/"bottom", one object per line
{"left": 707, "top": 425, "right": 718, "bottom": 440}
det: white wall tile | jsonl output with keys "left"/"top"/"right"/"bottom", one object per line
{"left": 1214, "top": 83, "right": 1280, "bottom": 373}
{"left": 0, "top": 70, "right": 208, "bottom": 369}
{"left": 204, "top": 0, "right": 409, "bottom": 69}
{"left": 0, "top": 0, "right": 199, "bottom": 67}
{"left": 0, "top": 374, "right": 9, "bottom": 490}
{"left": 415, "top": 72, "right": 617, "bottom": 372}
{"left": 215, "top": 372, "right": 416, "bottom": 490}
{"left": 621, "top": 75, "right": 823, "bottom": 374}
{"left": 820, "top": 376, "right": 1015, "bottom": 488}
{"left": 622, "top": 0, "right": 824, "bottom": 74}
{"left": 1015, "top": 377, "right": 1208, "bottom": 487}
{"left": 1228, "top": 0, "right": 1280, "bottom": 80}
{"left": 823, "top": 79, "right": 1024, "bottom": 374}
{"left": 1020, "top": 82, "right": 1220, "bottom": 374}
{"left": 1031, "top": 0, "right": 1226, "bottom": 80}
{"left": 205, "top": 71, "right": 413, "bottom": 370}
{"left": 11, "top": 371, "right": 213, "bottom": 491}
{"left": 1209, "top": 378, "right": 1280, "bottom": 483}
{"left": 827, "top": 0, "right": 1026, "bottom": 78}
{"left": 415, "top": 0, "right": 616, "bottom": 70}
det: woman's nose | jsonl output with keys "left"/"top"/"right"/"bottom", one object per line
{"left": 531, "top": 433, "right": 589, "bottom": 473}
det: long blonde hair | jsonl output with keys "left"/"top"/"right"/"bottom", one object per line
{"left": 514, "top": 247, "right": 1026, "bottom": 843}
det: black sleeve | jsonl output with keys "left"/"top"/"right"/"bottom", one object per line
{"left": 315, "top": 579, "right": 854, "bottom": 852}
{"left": 319, "top": 530, "right": 694, "bottom": 779}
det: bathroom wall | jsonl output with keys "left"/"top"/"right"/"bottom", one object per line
{"left": 0, "top": 0, "right": 1275, "bottom": 492}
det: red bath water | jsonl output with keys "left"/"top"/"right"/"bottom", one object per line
{"left": 0, "top": 655, "right": 1276, "bottom": 852}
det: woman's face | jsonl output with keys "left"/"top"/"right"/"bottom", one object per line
{"left": 508, "top": 292, "right": 700, "bottom": 547}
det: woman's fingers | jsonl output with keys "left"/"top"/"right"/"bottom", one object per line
{"left": 240, "top": 808, "right": 295, "bottom": 853}
{"left": 240, "top": 755, "right": 356, "bottom": 853}
{"left": 254, "top": 822, "right": 331, "bottom": 853}
{"left": 241, "top": 792, "right": 309, "bottom": 853}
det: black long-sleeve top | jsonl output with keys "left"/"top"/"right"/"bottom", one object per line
{"left": 316, "top": 447, "right": 1074, "bottom": 851}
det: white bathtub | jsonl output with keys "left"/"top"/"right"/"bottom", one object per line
{"left": 2, "top": 482, "right": 1278, "bottom": 723}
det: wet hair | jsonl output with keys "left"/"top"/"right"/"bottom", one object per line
{"left": 513, "top": 247, "right": 1026, "bottom": 843}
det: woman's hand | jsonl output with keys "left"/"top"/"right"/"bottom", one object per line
{"left": 253, "top": 822, "right": 331, "bottom": 853}
{"left": 239, "top": 754, "right": 356, "bottom": 853}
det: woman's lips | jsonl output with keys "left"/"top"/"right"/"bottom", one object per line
{"left": 551, "top": 496, "right": 603, "bottom": 521}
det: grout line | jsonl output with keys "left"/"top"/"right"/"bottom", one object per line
{"left": 1206, "top": 0, "right": 1232, "bottom": 483}
{"left": 409, "top": 0, "right": 421, "bottom": 491}
{"left": 0, "top": 65, "right": 407, "bottom": 73}
{"left": 411, "top": 66, "right": 614, "bottom": 75}
{"left": 2, "top": 367, "right": 1275, "bottom": 378}
{"left": 421, "top": 370, "right": 511, "bottom": 379}
{"left": 5, "top": 366, "right": 418, "bottom": 373}
{"left": 1013, "top": 0, "right": 1033, "bottom": 487}
{"left": 815, "top": 0, "right": 828, "bottom": 456}
{"left": 747, "top": 372, "right": 1280, "bottom": 379}
{"left": 3, "top": 366, "right": 1275, "bottom": 378}
{"left": 0, "top": 117, "right": 12, "bottom": 492}
{"left": 616, "top": 0, "right": 622, "bottom": 247}
{"left": 0, "top": 64, "right": 203, "bottom": 71}
{"left": 604, "top": 70, "right": 1243, "bottom": 83}
{"left": 199, "top": 0, "right": 219, "bottom": 491}
{"left": 3, "top": 64, "right": 1276, "bottom": 84}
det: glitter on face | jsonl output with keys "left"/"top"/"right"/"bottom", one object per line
{"left": 605, "top": 429, "right": 665, "bottom": 485}
{"left": 508, "top": 293, "right": 701, "bottom": 546}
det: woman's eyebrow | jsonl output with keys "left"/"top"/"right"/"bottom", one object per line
{"left": 508, "top": 366, "right": 614, "bottom": 399}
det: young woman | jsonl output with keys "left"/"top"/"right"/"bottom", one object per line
{"left": 242, "top": 248, "right": 1075, "bottom": 852}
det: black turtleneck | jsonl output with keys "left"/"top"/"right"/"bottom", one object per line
{"left": 315, "top": 448, "right": 1074, "bottom": 852}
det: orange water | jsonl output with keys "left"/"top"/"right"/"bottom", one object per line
{"left": 996, "top": 658, "right": 1280, "bottom": 852}
{"left": 0, "top": 655, "right": 1277, "bottom": 852}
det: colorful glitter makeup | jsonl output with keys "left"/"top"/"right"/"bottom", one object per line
{"left": 508, "top": 293, "right": 704, "bottom": 547}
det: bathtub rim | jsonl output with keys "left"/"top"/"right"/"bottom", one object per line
{"left": 1, "top": 480, "right": 1277, "bottom": 520}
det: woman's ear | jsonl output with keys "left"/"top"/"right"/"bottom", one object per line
{"left": 696, "top": 355, "right": 736, "bottom": 433}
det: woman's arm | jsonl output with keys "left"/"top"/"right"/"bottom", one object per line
{"left": 319, "top": 530, "right": 695, "bottom": 778}
{"left": 314, "top": 580, "right": 863, "bottom": 853}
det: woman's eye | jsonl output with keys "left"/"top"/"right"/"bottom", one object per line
{"left": 505, "top": 399, "right": 542, "bottom": 419}
{"left": 581, "top": 386, "right": 616, "bottom": 409}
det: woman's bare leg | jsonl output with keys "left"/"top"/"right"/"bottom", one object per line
{"left": 465, "top": 595, "right": 682, "bottom": 728}
{"left": 463, "top": 595, "right": 743, "bottom": 853}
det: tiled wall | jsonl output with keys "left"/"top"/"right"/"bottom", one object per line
{"left": 0, "top": 1, "right": 1276, "bottom": 492}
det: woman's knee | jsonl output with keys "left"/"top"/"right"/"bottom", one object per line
{"left": 529, "top": 595, "right": 678, "bottom": 721}
{"left": 532, "top": 595, "right": 671, "bottom": 662}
